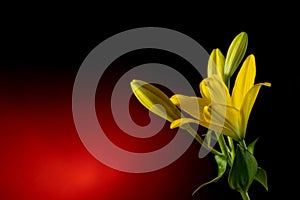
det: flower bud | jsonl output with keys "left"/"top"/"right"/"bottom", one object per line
{"left": 207, "top": 48, "right": 225, "bottom": 81}
{"left": 224, "top": 32, "right": 248, "bottom": 81}
{"left": 130, "top": 79, "right": 181, "bottom": 122}
{"left": 228, "top": 145, "right": 258, "bottom": 193}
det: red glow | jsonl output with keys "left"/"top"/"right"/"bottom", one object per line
{"left": 0, "top": 67, "right": 215, "bottom": 200}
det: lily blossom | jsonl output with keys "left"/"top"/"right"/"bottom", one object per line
{"left": 170, "top": 54, "right": 271, "bottom": 141}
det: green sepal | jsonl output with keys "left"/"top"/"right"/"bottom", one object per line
{"left": 228, "top": 144, "right": 258, "bottom": 192}
{"left": 246, "top": 138, "right": 268, "bottom": 191}
{"left": 192, "top": 155, "right": 227, "bottom": 195}
{"left": 254, "top": 167, "right": 268, "bottom": 191}
{"left": 247, "top": 137, "right": 259, "bottom": 155}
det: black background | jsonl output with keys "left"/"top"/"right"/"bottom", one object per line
{"left": 1, "top": 5, "right": 296, "bottom": 200}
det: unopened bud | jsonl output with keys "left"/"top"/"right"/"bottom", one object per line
{"left": 130, "top": 79, "right": 181, "bottom": 122}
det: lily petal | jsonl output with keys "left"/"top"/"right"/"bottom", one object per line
{"left": 239, "top": 82, "right": 271, "bottom": 138}
{"left": 170, "top": 117, "right": 235, "bottom": 139}
{"left": 232, "top": 54, "right": 256, "bottom": 109}
{"left": 204, "top": 104, "right": 240, "bottom": 140}
{"left": 170, "top": 94, "right": 209, "bottom": 120}
{"left": 200, "top": 75, "right": 231, "bottom": 105}
{"left": 170, "top": 118, "right": 200, "bottom": 129}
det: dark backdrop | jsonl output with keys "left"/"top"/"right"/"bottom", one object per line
{"left": 0, "top": 8, "right": 293, "bottom": 200}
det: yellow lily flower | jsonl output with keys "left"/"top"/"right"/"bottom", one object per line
{"left": 170, "top": 54, "right": 271, "bottom": 141}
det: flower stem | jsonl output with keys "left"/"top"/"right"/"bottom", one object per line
{"left": 240, "top": 191, "right": 250, "bottom": 200}
{"left": 183, "top": 125, "right": 222, "bottom": 156}
{"left": 239, "top": 139, "right": 247, "bottom": 149}
{"left": 218, "top": 134, "right": 228, "bottom": 154}
{"left": 227, "top": 136, "right": 235, "bottom": 160}
{"left": 218, "top": 134, "right": 232, "bottom": 166}
{"left": 223, "top": 79, "right": 235, "bottom": 164}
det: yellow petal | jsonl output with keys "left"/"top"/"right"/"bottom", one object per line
{"left": 203, "top": 104, "right": 240, "bottom": 140}
{"left": 199, "top": 79, "right": 211, "bottom": 100}
{"left": 170, "top": 94, "right": 209, "bottom": 120}
{"left": 224, "top": 32, "right": 248, "bottom": 80}
{"left": 200, "top": 75, "right": 231, "bottom": 105}
{"left": 209, "top": 122, "right": 239, "bottom": 140}
{"left": 239, "top": 82, "right": 271, "bottom": 138}
{"left": 171, "top": 113, "right": 239, "bottom": 140}
{"left": 130, "top": 79, "right": 181, "bottom": 122}
{"left": 170, "top": 118, "right": 200, "bottom": 129}
{"left": 207, "top": 48, "right": 225, "bottom": 81}
{"left": 231, "top": 54, "right": 256, "bottom": 109}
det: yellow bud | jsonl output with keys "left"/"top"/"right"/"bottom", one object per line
{"left": 207, "top": 48, "right": 225, "bottom": 81}
{"left": 224, "top": 32, "right": 248, "bottom": 81}
{"left": 130, "top": 79, "right": 181, "bottom": 122}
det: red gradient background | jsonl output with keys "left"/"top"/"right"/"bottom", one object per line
{"left": 0, "top": 62, "right": 217, "bottom": 200}
{"left": 1, "top": 18, "right": 281, "bottom": 200}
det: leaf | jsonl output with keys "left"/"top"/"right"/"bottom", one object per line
{"left": 228, "top": 144, "right": 258, "bottom": 192}
{"left": 192, "top": 155, "right": 227, "bottom": 195}
{"left": 247, "top": 137, "right": 259, "bottom": 155}
{"left": 254, "top": 167, "right": 268, "bottom": 191}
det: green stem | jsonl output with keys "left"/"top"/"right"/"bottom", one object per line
{"left": 218, "top": 134, "right": 232, "bottom": 166}
{"left": 218, "top": 134, "right": 228, "bottom": 154}
{"left": 240, "top": 191, "right": 250, "bottom": 200}
{"left": 227, "top": 136, "right": 235, "bottom": 160}
{"left": 224, "top": 77, "right": 235, "bottom": 164}
{"left": 183, "top": 125, "right": 222, "bottom": 156}
{"left": 239, "top": 139, "right": 247, "bottom": 149}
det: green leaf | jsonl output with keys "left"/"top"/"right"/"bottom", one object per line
{"left": 247, "top": 137, "right": 259, "bottom": 155}
{"left": 254, "top": 167, "right": 268, "bottom": 191}
{"left": 192, "top": 155, "right": 227, "bottom": 195}
{"left": 228, "top": 144, "right": 258, "bottom": 192}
